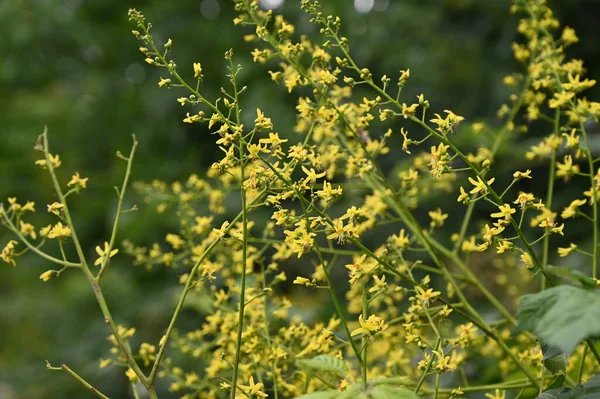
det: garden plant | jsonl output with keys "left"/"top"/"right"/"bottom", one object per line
{"left": 3, "top": 0, "right": 600, "bottom": 398}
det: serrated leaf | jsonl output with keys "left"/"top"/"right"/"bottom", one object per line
{"left": 293, "top": 391, "right": 340, "bottom": 399}
{"left": 516, "top": 286, "right": 600, "bottom": 354}
{"left": 369, "top": 385, "right": 420, "bottom": 399}
{"left": 295, "top": 355, "right": 348, "bottom": 376}
{"left": 547, "top": 266, "right": 597, "bottom": 289}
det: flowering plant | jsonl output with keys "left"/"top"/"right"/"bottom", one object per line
{"left": 3, "top": 0, "right": 600, "bottom": 398}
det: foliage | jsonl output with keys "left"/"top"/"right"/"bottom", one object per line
{"left": 3, "top": 0, "right": 600, "bottom": 398}
{"left": 517, "top": 286, "right": 600, "bottom": 355}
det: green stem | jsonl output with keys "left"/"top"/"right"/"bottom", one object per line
{"left": 47, "top": 363, "right": 110, "bottom": 399}
{"left": 361, "top": 284, "right": 368, "bottom": 390}
{"left": 541, "top": 111, "right": 559, "bottom": 290}
{"left": 40, "top": 129, "right": 150, "bottom": 391}
{"left": 97, "top": 135, "right": 138, "bottom": 281}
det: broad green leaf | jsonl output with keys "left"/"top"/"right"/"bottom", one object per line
{"left": 369, "top": 377, "right": 414, "bottom": 387}
{"left": 536, "top": 390, "right": 568, "bottom": 399}
{"left": 335, "top": 385, "right": 362, "bottom": 399}
{"left": 536, "top": 374, "right": 600, "bottom": 398}
{"left": 547, "top": 266, "right": 597, "bottom": 289}
{"left": 546, "top": 373, "right": 566, "bottom": 390}
{"left": 369, "top": 385, "right": 420, "bottom": 399}
{"left": 296, "top": 355, "right": 348, "bottom": 376}
{"left": 542, "top": 344, "right": 566, "bottom": 373}
{"left": 516, "top": 286, "right": 600, "bottom": 354}
{"left": 293, "top": 391, "right": 340, "bottom": 399}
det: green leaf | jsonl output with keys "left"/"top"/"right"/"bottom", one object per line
{"left": 547, "top": 266, "right": 597, "bottom": 289}
{"left": 295, "top": 355, "right": 348, "bottom": 376}
{"left": 293, "top": 392, "right": 339, "bottom": 399}
{"left": 369, "top": 385, "right": 420, "bottom": 399}
{"left": 546, "top": 373, "right": 565, "bottom": 390}
{"left": 369, "top": 377, "right": 414, "bottom": 387}
{"left": 293, "top": 391, "right": 340, "bottom": 399}
{"left": 516, "top": 286, "right": 600, "bottom": 354}
{"left": 542, "top": 344, "right": 566, "bottom": 373}
{"left": 335, "top": 385, "right": 362, "bottom": 399}
{"left": 536, "top": 374, "right": 600, "bottom": 398}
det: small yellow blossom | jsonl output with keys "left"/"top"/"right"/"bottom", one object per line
{"left": 350, "top": 314, "right": 388, "bottom": 336}
{"left": 95, "top": 242, "right": 119, "bottom": 266}
{"left": 520, "top": 252, "right": 534, "bottom": 269}
{"left": 193, "top": 62, "right": 202, "bottom": 79}
{"left": 558, "top": 243, "right": 577, "bottom": 257}
{"left": 468, "top": 176, "right": 495, "bottom": 194}
{"left": 513, "top": 169, "right": 532, "bottom": 180}
{"left": 490, "top": 204, "right": 516, "bottom": 221}
{"left": 39, "top": 270, "right": 55, "bottom": 282}
{"left": 293, "top": 276, "right": 311, "bottom": 286}
{"left": 1, "top": 240, "right": 18, "bottom": 266}
{"left": 457, "top": 186, "right": 469, "bottom": 203}
{"left": 561, "top": 26, "right": 578, "bottom": 44}
{"left": 47, "top": 222, "right": 71, "bottom": 240}
{"left": 239, "top": 376, "right": 268, "bottom": 398}
{"left": 35, "top": 153, "right": 61, "bottom": 169}
{"left": 485, "top": 389, "right": 506, "bottom": 399}
{"left": 68, "top": 172, "right": 88, "bottom": 189}
{"left": 47, "top": 202, "right": 64, "bottom": 215}
{"left": 415, "top": 286, "right": 441, "bottom": 304}
{"left": 157, "top": 77, "right": 171, "bottom": 87}
{"left": 125, "top": 368, "right": 138, "bottom": 382}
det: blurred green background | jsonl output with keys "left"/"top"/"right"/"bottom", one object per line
{"left": 1, "top": 0, "right": 600, "bottom": 397}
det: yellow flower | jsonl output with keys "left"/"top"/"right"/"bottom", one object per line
{"left": 125, "top": 368, "right": 138, "bottom": 382}
{"left": 369, "top": 274, "right": 387, "bottom": 293}
{"left": 520, "top": 252, "right": 534, "bottom": 269}
{"left": 490, "top": 204, "right": 516, "bottom": 221}
{"left": 549, "top": 91, "right": 574, "bottom": 108}
{"left": 428, "top": 208, "right": 448, "bottom": 227}
{"left": 293, "top": 276, "right": 311, "bottom": 286}
{"left": 1, "top": 240, "right": 18, "bottom": 266}
{"left": 485, "top": 389, "right": 505, "bottom": 399}
{"left": 48, "top": 222, "right": 71, "bottom": 239}
{"left": 415, "top": 286, "right": 441, "bottom": 303}
{"left": 68, "top": 172, "right": 89, "bottom": 189}
{"left": 47, "top": 202, "right": 64, "bottom": 215}
{"left": 513, "top": 169, "right": 532, "bottom": 180}
{"left": 239, "top": 376, "right": 268, "bottom": 398}
{"left": 21, "top": 201, "right": 35, "bottom": 212}
{"left": 350, "top": 314, "right": 388, "bottom": 336}
{"left": 35, "top": 153, "right": 61, "bottom": 169}
{"left": 193, "top": 62, "right": 202, "bottom": 79}
{"left": 468, "top": 176, "right": 495, "bottom": 194}
{"left": 254, "top": 108, "right": 273, "bottom": 130}
{"left": 551, "top": 223, "right": 564, "bottom": 235}
{"left": 556, "top": 155, "right": 579, "bottom": 180}
{"left": 19, "top": 221, "right": 36, "bottom": 240}
{"left": 561, "top": 26, "right": 578, "bottom": 44}
{"left": 301, "top": 165, "right": 326, "bottom": 185}
{"left": 39, "top": 270, "right": 55, "bottom": 282}
{"left": 457, "top": 186, "right": 469, "bottom": 203}
{"left": 402, "top": 103, "right": 419, "bottom": 119}
{"left": 326, "top": 220, "right": 356, "bottom": 244}
{"left": 561, "top": 198, "right": 587, "bottom": 219}
{"left": 95, "top": 242, "right": 118, "bottom": 266}
{"left": 558, "top": 243, "right": 577, "bottom": 257}
{"left": 157, "top": 77, "right": 171, "bottom": 87}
